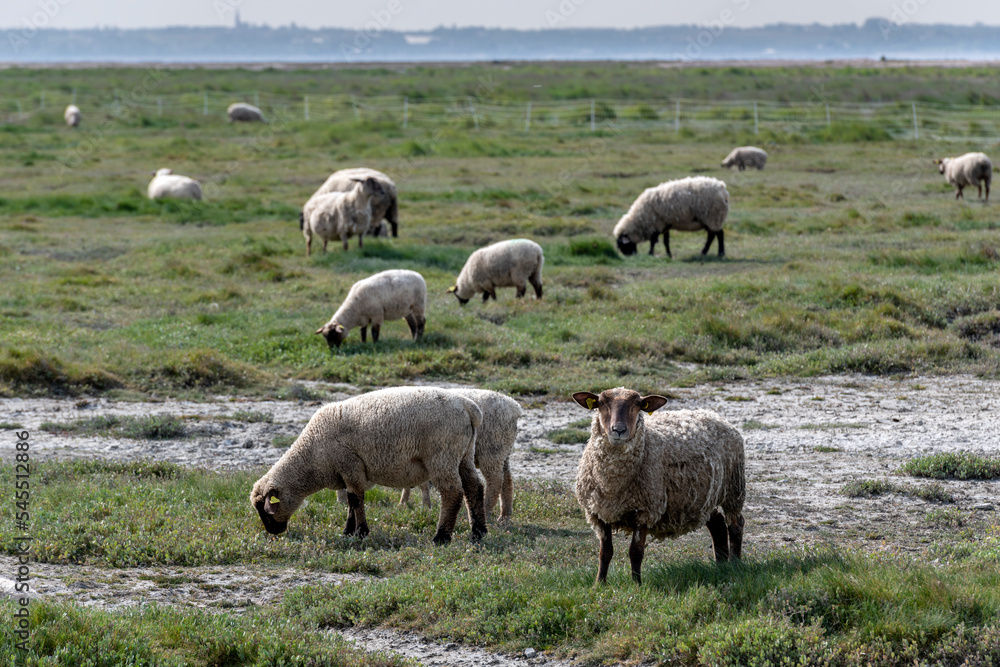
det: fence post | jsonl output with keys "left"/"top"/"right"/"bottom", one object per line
{"left": 753, "top": 100, "right": 758, "bottom": 134}
{"left": 912, "top": 102, "right": 919, "bottom": 140}
{"left": 352, "top": 95, "right": 359, "bottom": 121}
{"left": 203, "top": 92, "right": 208, "bottom": 116}
{"left": 675, "top": 100, "right": 680, "bottom": 133}
{"left": 403, "top": 96, "right": 408, "bottom": 129}
{"left": 468, "top": 98, "right": 479, "bottom": 130}
{"left": 525, "top": 101, "right": 531, "bottom": 132}
{"left": 590, "top": 99, "right": 596, "bottom": 132}
{"left": 304, "top": 95, "right": 309, "bottom": 121}
{"left": 826, "top": 102, "right": 831, "bottom": 127}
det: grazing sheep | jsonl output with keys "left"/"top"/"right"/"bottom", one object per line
{"left": 572, "top": 387, "right": 745, "bottom": 585}
{"left": 936, "top": 153, "right": 992, "bottom": 203}
{"left": 227, "top": 102, "right": 266, "bottom": 123}
{"left": 309, "top": 168, "right": 399, "bottom": 238}
{"left": 300, "top": 177, "right": 385, "bottom": 255}
{"left": 315, "top": 269, "right": 426, "bottom": 349}
{"left": 64, "top": 104, "right": 81, "bottom": 128}
{"left": 614, "top": 176, "right": 729, "bottom": 259}
{"left": 251, "top": 386, "right": 487, "bottom": 544}
{"left": 401, "top": 389, "right": 522, "bottom": 523}
{"left": 147, "top": 168, "right": 203, "bottom": 201}
{"left": 448, "top": 239, "right": 544, "bottom": 304}
{"left": 721, "top": 146, "right": 767, "bottom": 171}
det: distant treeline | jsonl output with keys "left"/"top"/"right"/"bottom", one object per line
{"left": 4, "top": 20, "right": 1000, "bottom": 62}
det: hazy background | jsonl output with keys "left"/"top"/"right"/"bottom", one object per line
{"left": 4, "top": 0, "right": 999, "bottom": 30}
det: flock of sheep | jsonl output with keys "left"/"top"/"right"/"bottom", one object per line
{"left": 57, "top": 100, "right": 993, "bottom": 575}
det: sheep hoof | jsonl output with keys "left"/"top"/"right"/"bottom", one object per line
{"left": 432, "top": 531, "right": 452, "bottom": 545}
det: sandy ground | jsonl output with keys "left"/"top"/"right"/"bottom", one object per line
{"left": 2, "top": 374, "right": 999, "bottom": 665}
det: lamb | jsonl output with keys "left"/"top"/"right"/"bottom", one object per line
{"left": 721, "top": 146, "right": 767, "bottom": 171}
{"left": 572, "top": 387, "right": 745, "bottom": 585}
{"left": 250, "top": 386, "right": 487, "bottom": 544}
{"left": 936, "top": 153, "right": 992, "bottom": 203}
{"left": 147, "top": 168, "right": 203, "bottom": 201}
{"left": 315, "top": 269, "right": 426, "bottom": 349}
{"left": 309, "top": 168, "right": 399, "bottom": 238}
{"left": 227, "top": 102, "right": 266, "bottom": 123}
{"left": 400, "top": 389, "right": 522, "bottom": 523}
{"left": 64, "top": 104, "right": 81, "bottom": 128}
{"left": 300, "top": 177, "right": 386, "bottom": 255}
{"left": 614, "top": 176, "right": 729, "bottom": 259}
{"left": 448, "top": 239, "right": 544, "bottom": 304}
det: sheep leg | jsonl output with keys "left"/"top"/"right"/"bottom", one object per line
{"left": 388, "top": 198, "right": 399, "bottom": 237}
{"left": 346, "top": 491, "right": 369, "bottom": 538}
{"left": 399, "top": 487, "right": 411, "bottom": 505}
{"left": 358, "top": 234, "right": 364, "bottom": 250}
{"left": 405, "top": 314, "right": 419, "bottom": 339}
{"left": 459, "top": 456, "right": 488, "bottom": 541}
{"left": 306, "top": 237, "right": 312, "bottom": 257}
{"left": 515, "top": 284, "right": 527, "bottom": 298}
{"left": 664, "top": 230, "right": 672, "bottom": 259}
{"left": 432, "top": 486, "right": 463, "bottom": 545}
{"left": 728, "top": 514, "right": 745, "bottom": 560}
{"left": 482, "top": 291, "right": 491, "bottom": 303}
{"left": 529, "top": 273, "right": 543, "bottom": 300}
{"left": 956, "top": 186, "right": 964, "bottom": 200}
{"left": 417, "top": 315, "right": 425, "bottom": 339}
{"left": 371, "top": 323, "right": 380, "bottom": 343}
{"left": 701, "top": 230, "right": 716, "bottom": 256}
{"left": 420, "top": 481, "right": 432, "bottom": 508}
{"left": 628, "top": 526, "right": 648, "bottom": 585}
{"left": 500, "top": 458, "right": 514, "bottom": 523}
{"left": 595, "top": 519, "right": 614, "bottom": 584}
{"left": 716, "top": 230, "right": 725, "bottom": 258}
{"left": 480, "top": 461, "right": 504, "bottom": 520}
{"left": 360, "top": 326, "right": 367, "bottom": 343}
{"left": 648, "top": 232, "right": 659, "bottom": 256}
{"left": 706, "top": 509, "right": 730, "bottom": 562}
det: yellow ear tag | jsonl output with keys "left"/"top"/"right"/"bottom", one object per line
{"left": 641, "top": 401, "right": 654, "bottom": 415}
{"left": 269, "top": 496, "right": 280, "bottom": 504}
{"left": 586, "top": 398, "right": 597, "bottom": 409}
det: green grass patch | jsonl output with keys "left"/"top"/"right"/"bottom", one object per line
{"left": 899, "top": 452, "right": 1000, "bottom": 480}
{"left": 841, "top": 478, "right": 956, "bottom": 503}
{"left": 40, "top": 414, "right": 187, "bottom": 440}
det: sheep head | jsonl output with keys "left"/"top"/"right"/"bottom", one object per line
{"left": 936, "top": 158, "right": 948, "bottom": 174}
{"left": 573, "top": 387, "right": 668, "bottom": 444}
{"left": 352, "top": 177, "right": 386, "bottom": 199}
{"left": 316, "top": 322, "right": 348, "bottom": 349}
{"left": 249, "top": 477, "right": 295, "bottom": 535}
{"left": 616, "top": 233, "right": 638, "bottom": 257}
{"left": 447, "top": 285, "right": 470, "bottom": 305}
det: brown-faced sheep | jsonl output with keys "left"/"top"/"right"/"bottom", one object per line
{"left": 250, "top": 386, "right": 487, "bottom": 545}
{"left": 448, "top": 239, "right": 544, "bottom": 304}
{"left": 572, "top": 387, "right": 745, "bottom": 585}
{"left": 309, "top": 168, "right": 399, "bottom": 238}
{"left": 315, "top": 269, "right": 426, "bottom": 349}
{"left": 300, "top": 177, "right": 385, "bottom": 255}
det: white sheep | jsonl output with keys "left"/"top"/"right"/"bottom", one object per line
{"left": 721, "top": 146, "right": 767, "bottom": 171}
{"left": 448, "top": 239, "right": 544, "bottom": 304}
{"left": 936, "top": 153, "right": 992, "bottom": 203}
{"left": 227, "top": 102, "right": 266, "bottom": 123}
{"left": 64, "top": 104, "right": 81, "bottom": 128}
{"left": 315, "top": 269, "right": 426, "bottom": 349}
{"left": 400, "top": 389, "right": 522, "bottom": 523}
{"left": 573, "top": 387, "right": 745, "bottom": 585}
{"left": 147, "top": 168, "right": 203, "bottom": 201}
{"left": 250, "top": 386, "right": 487, "bottom": 544}
{"left": 613, "top": 176, "right": 729, "bottom": 259}
{"left": 300, "top": 177, "right": 385, "bottom": 255}
{"left": 309, "top": 168, "right": 399, "bottom": 238}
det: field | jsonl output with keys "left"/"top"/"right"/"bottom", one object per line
{"left": 2, "top": 62, "right": 1000, "bottom": 665}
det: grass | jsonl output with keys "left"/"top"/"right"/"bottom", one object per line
{"left": 40, "top": 414, "right": 187, "bottom": 440}
{"left": 546, "top": 418, "right": 592, "bottom": 444}
{"left": 899, "top": 452, "right": 1000, "bottom": 480}
{"left": 3, "top": 460, "right": 999, "bottom": 665}
{"left": 841, "top": 478, "right": 956, "bottom": 503}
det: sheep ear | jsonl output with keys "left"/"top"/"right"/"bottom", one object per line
{"left": 263, "top": 493, "right": 280, "bottom": 515}
{"left": 447, "top": 286, "right": 457, "bottom": 293}
{"left": 639, "top": 395, "right": 669, "bottom": 415}
{"left": 315, "top": 328, "right": 324, "bottom": 335}
{"left": 572, "top": 392, "right": 600, "bottom": 410}
{"left": 334, "top": 324, "right": 345, "bottom": 334}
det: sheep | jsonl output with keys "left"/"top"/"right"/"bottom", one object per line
{"left": 250, "top": 386, "right": 487, "bottom": 544}
{"left": 64, "top": 104, "right": 81, "bottom": 128}
{"left": 227, "top": 102, "right": 266, "bottom": 123}
{"left": 721, "top": 146, "right": 767, "bottom": 171}
{"left": 309, "top": 168, "right": 399, "bottom": 238}
{"left": 572, "top": 387, "right": 745, "bottom": 585}
{"left": 300, "top": 177, "right": 386, "bottom": 255}
{"left": 400, "top": 389, "right": 523, "bottom": 523}
{"left": 147, "top": 168, "right": 203, "bottom": 201}
{"left": 448, "top": 239, "right": 544, "bottom": 304}
{"left": 614, "top": 176, "right": 729, "bottom": 259}
{"left": 315, "top": 269, "right": 426, "bottom": 349}
{"left": 936, "top": 153, "right": 991, "bottom": 203}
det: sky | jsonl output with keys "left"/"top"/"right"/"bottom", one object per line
{"left": 3, "top": 0, "right": 998, "bottom": 31}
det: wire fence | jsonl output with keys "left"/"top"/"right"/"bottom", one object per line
{"left": 3, "top": 90, "right": 999, "bottom": 141}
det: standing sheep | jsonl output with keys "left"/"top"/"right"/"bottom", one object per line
{"left": 721, "top": 146, "right": 767, "bottom": 171}
{"left": 250, "top": 386, "right": 487, "bottom": 544}
{"left": 401, "top": 388, "right": 522, "bottom": 523}
{"left": 315, "top": 269, "right": 426, "bottom": 349}
{"left": 448, "top": 239, "right": 544, "bottom": 304}
{"left": 309, "top": 168, "right": 399, "bottom": 238}
{"left": 147, "top": 168, "right": 203, "bottom": 201}
{"left": 227, "top": 102, "right": 266, "bottom": 123}
{"left": 572, "top": 387, "right": 745, "bottom": 585}
{"left": 300, "top": 177, "right": 385, "bottom": 255}
{"left": 936, "top": 153, "right": 992, "bottom": 203}
{"left": 64, "top": 104, "right": 81, "bottom": 128}
{"left": 614, "top": 176, "right": 729, "bottom": 259}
